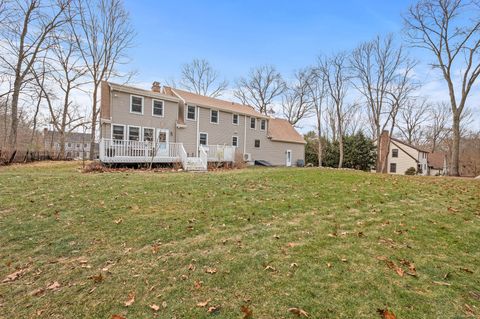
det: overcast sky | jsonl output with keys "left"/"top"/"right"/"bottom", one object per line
{"left": 121, "top": 0, "right": 479, "bottom": 132}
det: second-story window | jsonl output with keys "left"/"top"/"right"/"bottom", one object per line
{"left": 152, "top": 100, "right": 164, "bottom": 117}
{"left": 392, "top": 149, "right": 399, "bottom": 158}
{"left": 210, "top": 110, "right": 219, "bottom": 124}
{"left": 232, "top": 114, "right": 239, "bottom": 125}
{"left": 260, "top": 119, "right": 266, "bottom": 130}
{"left": 250, "top": 117, "right": 256, "bottom": 129}
{"left": 130, "top": 95, "right": 143, "bottom": 114}
{"left": 187, "top": 105, "right": 196, "bottom": 120}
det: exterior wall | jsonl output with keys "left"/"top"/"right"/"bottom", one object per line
{"left": 105, "top": 90, "right": 178, "bottom": 142}
{"left": 387, "top": 145, "right": 418, "bottom": 175}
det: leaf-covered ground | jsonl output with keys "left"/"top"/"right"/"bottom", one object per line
{"left": 0, "top": 162, "right": 479, "bottom": 318}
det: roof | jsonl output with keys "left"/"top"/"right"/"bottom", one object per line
{"left": 268, "top": 118, "right": 306, "bottom": 144}
{"left": 44, "top": 130, "right": 92, "bottom": 143}
{"left": 428, "top": 152, "right": 447, "bottom": 169}
{"left": 390, "top": 137, "right": 429, "bottom": 153}
{"left": 168, "top": 87, "right": 268, "bottom": 119}
{"left": 108, "top": 82, "right": 180, "bottom": 103}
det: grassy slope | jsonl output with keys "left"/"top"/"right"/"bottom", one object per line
{"left": 0, "top": 162, "right": 479, "bottom": 319}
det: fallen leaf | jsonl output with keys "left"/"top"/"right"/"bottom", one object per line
{"left": 188, "top": 263, "right": 196, "bottom": 271}
{"left": 207, "top": 306, "right": 219, "bottom": 313}
{"left": 377, "top": 308, "right": 396, "bottom": 319}
{"left": 162, "top": 301, "right": 167, "bottom": 308}
{"left": 149, "top": 304, "right": 160, "bottom": 311}
{"left": 385, "top": 260, "right": 404, "bottom": 277}
{"left": 111, "top": 315, "right": 126, "bottom": 319}
{"left": 2, "top": 268, "right": 28, "bottom": 283}
{"left": 90, "top": 273, "right": 104, "bottom": 283}
{"left": 327, "top": 263, "right": 332, "bottom": 268}
{"left": 287, "top": 242, "right": 300, "bottom": 248}
{"left": 264, "top": 265, "right": 276, "bottom": 272}
{"left": 124, "top": 291, "right": 135, "bottom": 307}
{"left": 241, "top": 305, "right": 253, "bottom": 318}
{"left": 341, "top": 258, "right": 348, "bottom": 263}
{"left": 194, "top": 280, "right": 202, "bottom": 289}
{"left": 47, "top": 281, "right": 61, "bottom": 290}
{"left": 460, "top": 267, "right": 473, "bottom": 274}
{"left": 114, "top": 218, "right": 123, "bottom": 224}
{"left": 433, "top": 281, "right": 451, "bottom": 286}
{"left": 288, "top": 307, "right": 309, "bottom": 317}
{"left": 205, "top": 267, "right": 217, "bottom": 274}
{"left": 30, "top": 288, "right": 45, "bottom": 296}
{"left": 196, "top": 299, "right": 211, "bottom": 307}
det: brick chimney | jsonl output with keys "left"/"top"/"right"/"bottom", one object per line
{"left": 151, "top": 81, "right": 161, "bottom": 93}
{"left": 378, "top": 130, "right": 390, "bottom": 173}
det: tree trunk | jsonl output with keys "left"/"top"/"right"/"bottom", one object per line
{"left": 8, "top": 79, "right": 21, "bottom": 162}
{"left": 450, "top": 112, "right": 460, "bottom": 176}
{"left": 317, "top": 116, "right": 322, "bottom": 167}
{"left": 338, "top": 134, "right": 344, "bottom": 168}
{"left": 59, "top": 132, "right": 66, "bottom": 159}
{"left": 89, "top": 84, "right": 98, "bottom": 160}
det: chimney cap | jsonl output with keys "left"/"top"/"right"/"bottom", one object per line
{"left": 151, "top": 81, "right": 161, "bottom": 92}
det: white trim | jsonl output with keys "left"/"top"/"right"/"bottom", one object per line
{"left": 199, "top": 132, "right": 208, "bottom": 146}
{"left": 186, "top": 104, "right": 197, "bottom": 121}
{"left": 151, "top": 99, "right": 165, "bottom": 117}
{"left": 127, "top": 125, "right": 141, "bottom": 141}
{"left": 210, "top": 109, "right": 219, "bottom": 124}
{"left": 232, "top": 113, "right": 239, "bottom": 125}
{"left": 232, "top": 136, "right": 239, "bottom": 147}
{"left": 130, "top": 95, "right": 144, "bottom": 115}
{"left": 111, "top": 123, "right": 126, "bottom": 140}
{"left": 250, "top": 117, "right": 256, "bottom": 130}
{"left": 142, "top": 127, "right": 155, "bottom": 142}
{"left": 286, "top": 149, "right": 292, "bottom": 167}
{"left": 260, "top": 119, "right": 266, "bottom": 131}
{"left": 243, "top": 115, "right": 247, "bottom": 154}
{"left": 156, "top": 128, "right": 169, "bottom": 144}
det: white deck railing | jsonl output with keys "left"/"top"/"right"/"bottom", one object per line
{"left": 99, "top": 138, "right": 236, "bottom": 166}
{"left": 199, "top": 145, "right": 208, "bottom": 169}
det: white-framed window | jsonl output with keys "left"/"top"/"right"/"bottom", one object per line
{"left": 112, "top": 124, "right": 125, "bottom": 140}
{"left": 128, "top": 125, "right": 140, "bottom": 141}
{"left": 187, "top": 105, "right": 196, "bottom": 121}
{"left": 392, "top": 149, "right": 399, "bottom": 158}
{"left": 254, "top": 139, "right": 260, "bottom": 148}
{"left": 210, "top": 109, "right": 219, "bottom": 124}
{"left": 232, "top": 114, "right": 239, "bottom": 125}
{"left": 130, "top": 95, "right": 144, "bottom": 114}
{"left": 232, "top": 136, "right": 239, "bottom": 147}
{"left": 143, "top": 127, "right": 154, "bottom": 142}
{"left": 152, "top": 100, "right": 164, "bottom": 117}
{"left": 199, "top": 132, "right": 208, "bottom": 146}
{"left": 250, "top": 117, "right": 256, "bottom": 129}
{"left": 260, "top": 119, "right": 266, "bottom": 131}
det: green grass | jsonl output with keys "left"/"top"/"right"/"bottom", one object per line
{"left": 0, "top": 162, "right": 479, "bottom": 319}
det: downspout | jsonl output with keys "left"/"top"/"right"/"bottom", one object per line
{"left": 243, "top": 115, "right": 247, "bottom": 155}
{"left": 196, "top": 106, "right": 200, "bottom": 155}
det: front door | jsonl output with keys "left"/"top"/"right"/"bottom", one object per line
{"left": 156, "top": 129, "right": 169, "bottom": 156}
{"left": 286, "top": 150, "right": 292, "bottom": 167}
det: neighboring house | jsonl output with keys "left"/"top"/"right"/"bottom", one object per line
{"left": 99, "top": 81, "right": 305, "bottom": 170}
{"left": 427, "top": 152, "right": 448, "bottom": 176}
{"left": 377, "top": 130, "right": 430, "bottom": 175}
{"left": 43, "top": 129, "right": 96, "bottom": 159}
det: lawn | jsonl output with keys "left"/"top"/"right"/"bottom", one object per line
{"left": 0, "top": 162, "right": 479, "bottom": 319}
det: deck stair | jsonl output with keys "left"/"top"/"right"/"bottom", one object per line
{"left": 184, "top": 157, "right": 206, "bottom": 171}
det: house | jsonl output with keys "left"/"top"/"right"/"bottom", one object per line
{"left": 427, "top": 152, "right": 448, "bottom": 176}
{"left": 377, "top": 130, "right": 429, "bottom": 175}
{"left": 99, "top": 81, "right": 305, "bottom": 170}
{"left": 43, "top": 129, "right": 96, "bottom": 159}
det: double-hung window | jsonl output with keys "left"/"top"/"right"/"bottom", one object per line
{"left": 254, "top": 139, "right": 260, "bottom": 148}
{"left": 250, "top": 117, "right": 256, "bottom": 129}
{"left": 210, "top": 110, "right": 219, "bottom": 124}
{"left": 232, "top": 114, "right": 239, "bottom": 125}
{"left": 143, "top": 128, "right": 154, "bottom": 142}
{"left": 390, "top": 163, "right": 397, "bottom": 173}
{"left": 130, "top": 95, "right": 143, "bottom": 114}
{"left": 232, "top": 136, "right": 239, "bottom": 147}
{"left": 392, "top": 149, "right": 398, "bottom": 158}
{"left": 199, "top": 133, "right": 208, "bottom": 146}
{"left": 187, "top": 105, "right": 196, "bottom": 120}
{"left": 260, "top": 119, "right": 266, "bottom": 131}
{"left": 152, "top": 100, "right": 164, "bottom": 117}
{"left": 128, "top": 126, "right": 140, "bottom": 141}
{"left": 112, "top": 125, "right": 125, "bottom": 140}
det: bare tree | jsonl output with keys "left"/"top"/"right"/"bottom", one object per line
{"left": 70, "top": 0, "right": 134, "bottom": 159}
{"left": 426, "top": 102, "right": 451, "bottom": 152}
{"left": 180, "top": 59, "right": 228, "bottom": 97}
{"left": 0, "top": 0, "right": 71, "bottom": 162}
{"left": 404, "top": 0, "right": 480, "bottom": 176}
{"left": 318, "top": 52, "right": 351, "bottom": 168}
{"left": 281, "top": 69, "right": 314, "bottom": 126}
{"left": 234, "top": 65, "right": 286, "bottom": 115}
{"left": 396, "top": 98, "right": 429, "bottom": 145}
{"left": 307, "top": 68, "right": 328, "bottom": 167}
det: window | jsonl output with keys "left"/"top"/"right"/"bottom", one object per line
{"left": 157, "top": 130, "right": 167, "bottom": 143}
{"left": 232, "top": 136, "right": 238, "bottom": 147}
{"left": 260, "top": 119, "right": 266, "bottom": 131}
{"left": 390, "top": 163, "right": 397, "bottom": 173}
{"left": 187, "top": 105, "right": 196, "bottom": 120}
{"left": 68, "top": 143, "right": 71, "bottom": 147}
{"left": 76, "top": 144, "right": 80, "bottom": 148}
{"left": 254, "top": 139, "right": 260, "bottom": 148}
{"left": 130, "top": 95, "right": 143, "bottom": 114}
{"left": 232, "top": 114, "right": 239, "bottom": 125}
{"left": 392, "top": 149, "right": 398, "bottom": 158}
{"left": 112, "top": 125, "right": 125, "bottom": 140}
{"left": 250, "top": 117, "right": 256, "bottom": 129}
{"left": 143, "top": 128, "right": 154, "bottom": 142}
{"left": 128, "top": 126, "right": 140, "bottom": 141}
{"left": 199, "top": 132, "right": 208, "bottom": 146}
{"left": 210, "top": 110, "right": 219, "bottom": 124}
{"left": 152, "top": 100, "right": 164, "bottom": 117}
{"left": 84, "top": 143, "right": 87, "bottom": 147}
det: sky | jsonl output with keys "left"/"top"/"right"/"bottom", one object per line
{"left": 122, "top": 0, "right": 479, "bottom": 132}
